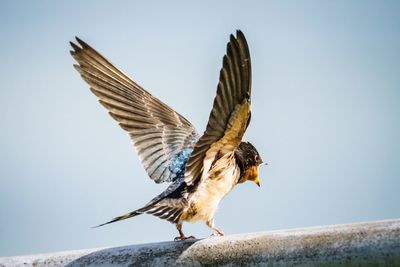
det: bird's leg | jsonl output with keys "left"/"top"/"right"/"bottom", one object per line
{"left": 174, "top": 223, "right": 186, "bottom": 241}
{"left": 207, "top": 219, "right": 225, "bottom": 236}
{"left": 174, "top": 223, "right": 195, "bottom": 241}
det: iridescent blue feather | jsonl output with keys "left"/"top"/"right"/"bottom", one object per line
{"left": 169, "top": 148, "right": 193, "bottom": 180}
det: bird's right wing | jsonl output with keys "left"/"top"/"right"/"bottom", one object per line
{"left": 184, "top": 30, "right": 252, "bottom": 187}
{"left": 70, "top": 38, "right": 199, "bottom": 184}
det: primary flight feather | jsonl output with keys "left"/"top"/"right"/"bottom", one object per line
{"left": 70, "top": 30, "right": 264, "bottom": 240}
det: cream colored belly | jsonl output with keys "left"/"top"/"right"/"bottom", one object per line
{"left": 185, "top": 164, "right": 238, "bottom": 224}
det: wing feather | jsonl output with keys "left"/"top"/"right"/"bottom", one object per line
{"left": 184, "top": 30, "right": 252, "bottom": 186}
{"left": 71, "top": 38, "right": 199, "bottom": 183}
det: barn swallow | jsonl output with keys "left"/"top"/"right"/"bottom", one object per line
{"left": 70, "top": 30, "right": 265, "bottom": 240}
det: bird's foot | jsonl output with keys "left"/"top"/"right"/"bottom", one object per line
{"left": 174, "top": 236, "right": 185, "bottom": 241}
{"left": 211, "top": 229, "right": 225, "bottom": 237}
{"left": 174, "top": 235, "right": 196, "bottom": 241}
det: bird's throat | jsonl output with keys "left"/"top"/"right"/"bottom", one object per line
{"left": 239, "top": 165, "right": 260, "bottom": 186}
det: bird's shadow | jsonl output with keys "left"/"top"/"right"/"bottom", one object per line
{"left": 65, "top": 238, "right": 200, "bottom": 266}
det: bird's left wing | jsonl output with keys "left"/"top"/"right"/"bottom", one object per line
{"left": 184, "top": 30, "right": 251, "bottom": 187}
{"left": 70, "top": 38, "right": 199, "bottom": 184}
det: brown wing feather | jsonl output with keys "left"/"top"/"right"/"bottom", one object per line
{"left": 70, "top": 38, "right": 199, "bottom": 183}
{"left": 184, "top": 30, "right": 252, "bottom": 186}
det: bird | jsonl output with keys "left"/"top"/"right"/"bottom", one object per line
{"left": 70, "top": 30, "right": 265, "bottom": 240}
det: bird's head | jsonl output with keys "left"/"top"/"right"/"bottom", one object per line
{"left": 235, "top": 142, "right": 266, "bottom": 187}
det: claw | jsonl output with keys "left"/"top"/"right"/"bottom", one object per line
{"left": 174, "top": 235, "right": 196, "bottom": 241}
{"left": 206, "top": 220, "right": 225, "bottom": 237}
{"left": 211, "top": 229, "right": 225, "bottom": 237}
{"left": 175, "top": 223, "right": 196, "bottom": 241}
{"left": 174, "top": 236, "right": 185, "bottom": 241}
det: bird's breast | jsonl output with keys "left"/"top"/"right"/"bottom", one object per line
{"left": 182, "top": 155, "right": 240, "bottom": 223}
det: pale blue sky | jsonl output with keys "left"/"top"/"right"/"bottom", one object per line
{"left": 1, "top": 0, "right": 399, "bottom": 257}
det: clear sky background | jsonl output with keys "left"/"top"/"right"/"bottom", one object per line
{"left": 1, "top": 0, "right": 399, "bottom": 257}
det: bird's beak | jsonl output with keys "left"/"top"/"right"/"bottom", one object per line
{"left": 255, "top": 162, "right": 267, "bottom": 187}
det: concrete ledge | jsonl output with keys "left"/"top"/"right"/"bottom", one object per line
{"left": 1, "top": 219, "right": 399, "bottom": 266}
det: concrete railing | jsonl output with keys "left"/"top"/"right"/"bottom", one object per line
{"left": 1, "top": 219, "right": 399, "bottom": 266}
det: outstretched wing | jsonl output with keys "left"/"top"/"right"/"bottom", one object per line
{"left": 70, "top": 38, "right": 199, "bottom": 183}
{"left": 184, "top": 30, "right": 252, "bottom": 186}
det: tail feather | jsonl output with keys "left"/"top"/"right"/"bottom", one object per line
{"left": 93, "top": 209, "right": 143, "bottom": 228}
{"left": 93, "top": 199, "right": 185, "bottom": 228}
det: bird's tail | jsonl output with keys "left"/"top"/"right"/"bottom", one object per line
{"left": 92, "top": 209, "right": 144, "bottom": 228}
{"left": 93, "top": 197, "right": 185, "bottom": 228}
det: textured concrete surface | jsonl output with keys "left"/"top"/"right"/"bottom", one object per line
{"left": 1, "top": 219, "right": 399, "bottom": 266}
